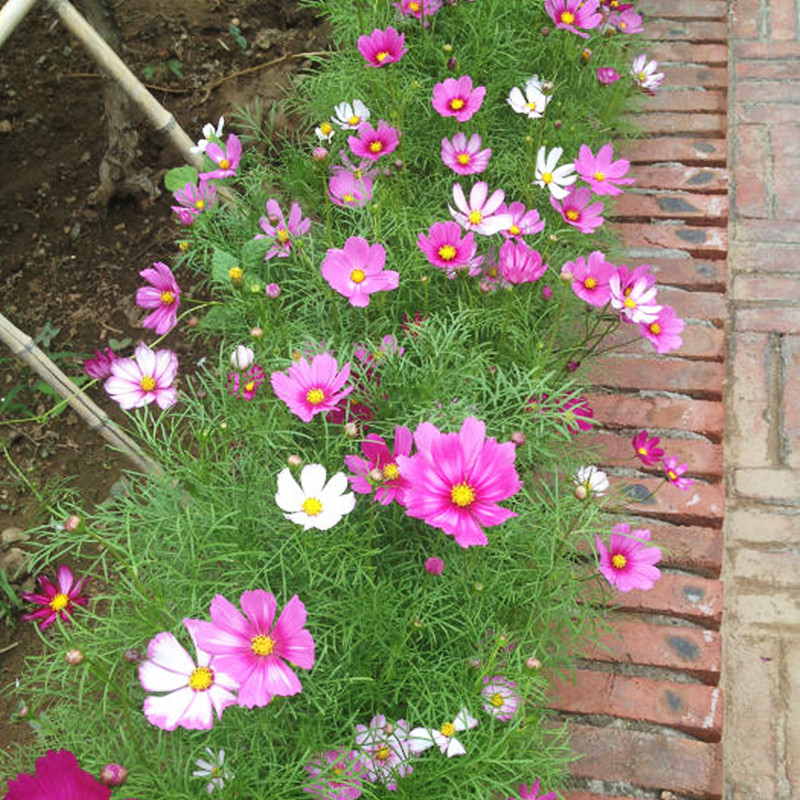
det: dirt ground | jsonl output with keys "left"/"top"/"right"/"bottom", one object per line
{"left": 0, "top": 0, "right": 328, "bottom": 755}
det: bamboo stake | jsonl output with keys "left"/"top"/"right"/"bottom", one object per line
{"left": 0, "top": 0, "right": 38, "bottom": 51}
{"left": 0, "top": 312, "right": 162, "bottom": 476}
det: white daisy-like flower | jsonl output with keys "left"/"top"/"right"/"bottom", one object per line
{"left": 275, "top": 464, "right": 356, "bottom": 530}
{"left": 193, "top": 747, "right": 234, "bottom": 794}
{"left": 449, "top": 182, "right": 514, "bottom": 236}
{"left": 507, "top": 76, "right": 552, "bottom": 119}
{"left": 331, "top": 99, "right": 371, "bottom": 130}
{"left": 631, "top": 54, "right": 664, "bottom": 93}
{"left": 407, "top": 708, "right": 478, "bottom": 758}
{"left": 573, "top": 465, "right": 610, "bottom": 497}
{"left": 534, "top": 145, "right": 577, "bottom": 200}
{"left": 315, "top": 122, "right": 335, "bottom": 143}
{"left": 190, "top": 116, "right": 225, "bottom": 154}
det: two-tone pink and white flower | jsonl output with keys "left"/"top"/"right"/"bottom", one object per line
{"left": 610, "top": 271, "right": 661, "bottom": 324}
{"left": 136, "top": 262, "right": 181, "bottom": 335}
{"left": 355, "top": 715, "right": 414, "bottom": 790}
{"left": 431, "top": 75, "right": 486, "bottom": 122}
{"left": 104, "top": 342, "right": 178, "bottom": 410}
{"left": 303, "top": 750, "right": 365, "bottom": 800}
{"left": 321, "top": 237, "right": 399, "bottom": 307}
{"left": 449, "top": 182, "right": 514, "bottom": 236}
{"left": 481, "top": 676, "right": 522, "bottom": 721}
{"left": 631, "top": 54, "right": 664, "bottom": 93}
{"left": 441, "top": 132, "right": 491, "bottom": 175}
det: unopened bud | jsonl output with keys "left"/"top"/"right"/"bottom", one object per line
{"left": 442, "top": 43, "right": 453, "bottom": 52}
{"left": 420, "top": 274, "right": 430, "bottom": 283}
{"left": 343, "top": 422, "right": 358, "bottom": 438}
{"left": 526, "top": 656, "right": 542, "bottom": 670}
{"left": 65, "top": 648, "right": 84, "bottom": 666}
{"left": 474, "top": 581, "right": 484, "bottom": 592}
{"left": 467, "top": 657, "right": 481, "bottom": 668}
{"left": 553, "top": 119, "right": 563, "bottom": 130}
{"left": 413, "top": 618, "right": 424, "bottom": 629}
{"left": 447, "top": 56, "right": 458, "bottom": 70}
{"left": 312, "top": 146, "right": 329, "bottom": 162}
{"left": 479, "top": 281, "right": 493, "bottom": 293}
{"left": 510, "top": 431, "right": 526, "bottom": 447}
{"left": 123, "top": 648, "right": 142, "bottom": 664}
{"left": 574, "top": 484, "right": 589, "bottom": 500}
{"left": 383, "top": 723, "right": 395, "bottom": 735}
{"left": 287, "top": 454, "right": 303, "bottom": 469}
{"left": 541, "top": 25, "right": 550, "bottom": 35}
{"left": 99, "top": 764, "right": 128, "bottom": 787}
{"left": 265, "top": 282, "right": 281, "bottom": 299}
{"left": 187, "top": 315, "right": 199, "bottom": 328}
{"left": 393, "top": 159, "right": 404, "bottom": 171}
{"left": 230, "top": 345, "right": 255, "bottom": 371}
{"left": 380, "top": 168, "right": 393, "bottom": 178}
{"left": 369, "top": 468, "right": 384, "bottom": 483}
{"left": 541, "top": 285, "right": 553, "bottom": 300}
{"left": 541, "top": 80, "right": 555, "bottom": 93}
{"left": 228, "top": 267, "right": 244, "bottom": 288}
{"left": 567, "top": 360, "right": 580, "bottom": 372}
{"left": 250, "top": 327, "right": 264, "bottom": 339}
{"left": 64, "top": 514, "right": 81, "bottom": 532}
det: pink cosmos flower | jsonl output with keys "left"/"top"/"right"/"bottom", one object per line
{"left": 83, "top": 347, "right": 119, "bottom": 379}
{"left": 21, "top": 565, "right": 87, "bottom": 631}
{"left": 394, "top": 0, "right": 441, "bottom": 22}
{"left": 228, "top": 364, "right": 266, "bottom": 401}
{"left": 348, "top": 120, "right": 400, "bottom": 162}
{"left": 425, "top": 556, "right": 445, "bottom": 575}
{"left": 344, "top": 425, "right": 413, "bottom": 505}
{"left": 597, "top": 67, "right": 621, "bottom": 84}
{"left": 640, "top": 305, "right": 685, "bottom": 353}
{"left": 199, "top": 133, "right": 242, "bottom": 180}
{"left": 355, "top": 715, "right": 414, "bottom": 790}
{"left": 418, "top": 220, "right": 484, "bottom": 277}
{"left": 138, "top": 619, "right": 239, "bottom": 730}
{"left": 574, "top": 143, "right": 634, "bottom": 196}
{"left": 331, "top": 150, "right": 379, "bottom": 181}
{"left": 551, "top": 186, "right": 605, "bottom": 234}
{"left": 328, "top": 170, "right": 374, "bottom": 207}
{"left": 558, "top": 394, "right": 594, "bottom": 434}
{"left": 431, "top": 75, "right": 486, "bottom": 122}
{"left": 596, "top": 523, "right": 662, "bottom": 592}
{"left": 396, "top": 417, "right": 522, "bottom": 548}
{"left": 663, "top": 455, "right": 693, "bottom": 490}
{"left": 632, "top": 430, "right": 665, "bottom": 466}
{"left": 563, "top": 250, "right": 615, "bottom": 307}
{"left": 321, "top": 236, "right": 399, "bottom": 307}
{"left": 481, "top": 675, "right": 521, "bottom": 721}
{"left": 609, "top": 271, "right": 661, "bottom": 324}
{"left": 449, "top": 182, "right": 514, "bottom": 236}
{"left": 104, "top": 342, "right": 178, "bottom": 410}
{"left": 497, "top": 240, "right": 548, "bottom": 285}
{"left": 271, "top": 353, "right": 352, "bottom": 423}
{"left": 498, "top": 201, "right": 545, "bottom": 238}
{"left": 192, "top": 591, "right": 314, "bottom": 708}
{"left": 611, "top": 7, "right": 644, "bottom": 33}
{"left": 255, "top": 199, "right": 311, "bottom": 261}
{"left": 358, "top": 27, "right": 407, "bottom": 67}
{"left": 136, "top": 262, "right": 181, "bottom": 335}
{"left": 545, "top": 0, "right": 602, "bottom": 37}
{"left": 441, "top": 132, "right": 491, "bottom": 176}
{"left": 303, "top": 750, "right": 365, "bottom": 800}
{"left": 631, "top": 54, "right": 664, "bottom": 94}
{"left": 171, "top": 180, "right": 217, "bottom": 222}
{"left": 508, "top": 779, "right": 558, "bottom": 800}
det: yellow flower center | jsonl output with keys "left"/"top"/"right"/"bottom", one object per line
{"left": 384, "top": 462, "right": 400, "bottom": 480}
{"left": 251, "top": 634, "right": 276, "bottom": 656}
{"left": 468, "top": 210, "right": 483, "bottom": 225}
{"left": 219, "top": 158, "right": 231, "bottom": 170}
{"left": 541, "top": 172, "right": 553, "bottom": 184}
{"left": 438, "top": 244, "right": 457, "bottom": 261}
{"left": 320, "top": 123, "right": 333, "bottom": 136}
{"left": 49, "top": 593, "right": 69, "bottom": 612}
{"left": 456, "top": 153, "right": 471, "bottom": 165}
{"left": 277, "top": 229, "right": 290, "bottom": 243}
{"left": 584, "top": 277, "right": 597, "bottom": 290}
{"left": 638, "top": 447, "right": 648, "bottom": 455}
{"left": 179, "top": 240, "right": 190, "bottom": 252}
{"left": 526, "top": 101, "right": 538, "bottom": 111}
{"left": 561, "top": 11, "right": 575, "bottom": 24}
{"left": 450, "top": 98, "right": 465, "bottom": 111}
{"left": 229, "top": 267, "right": 243, "bottom": 280}
{"left": 650, "top": 322, "right": 662, "bottom": 334}
{"left": 369, "top": 141, "right": 383, "bottom": 153}
{"left": 348, "top": 115, "right": 361, "bottom": 126}
{"left": 668, "top": 470, "right": 678, "bottom": 481}
{"left": 188, "top": 666, "right": 214, "bottom": 691}
{"left": 194, "top": 199, "right": 205, "bottom": 210}
{"left": 594, "top": 171, "right": 606, "bottom": 181}
{"left": 409, "top": 0, "right": 421, "bottom": 9}
{"left": 375, "top": 744, "right": 391, "bottom": 761}
{"left": 637, "top": 71, "right": 647, "bottom": 82}
{"left": 488, "top": 266, "right": 498, "bottom": 277}
{"left": 343, "top": 193, "right": 355, "bottom": 203}
{"left": 440, "top": 722, "right": 456, "bottom": 737}
{"left": 376, "top": 51, "right": 389, "bottom": 62}
{"left": 333, "top": 767, "right": 345, "bottom": 777}
{"left": 351, "top": 268, "right": 366, "bottom": 283}
{"left": 620, "top": 20, "right": 627, "bottom": 29}
{"left": 244, "top": 381, "right": 255, "bottom": 393}
{"left": 140, "top": 376, "right": 156, "bottom": 392}
{"left": 566, "top": 209, "right": 580, "bottom": 221}
{"left": 160, "top": 290, "right": 175, "bottom": 305}
{"left": 451, "top": 482, "right": 475, "bottom": 508}
{"left": 611, "top": 554, "right": 627, "bottom": 570}
{"left": 302, "top": 497, "right": 323, "bottom": 516}
{"left": 624, "top": 297, "right": 637, "bottom": 311}
{"left": 490, "top": 692, "right": 505, "bottom": 707}
{"left": 306, "top": 388, "right": 325, "bottom": 405}
{"left": 509, "top": 224, "right": 521, "bottom": 235}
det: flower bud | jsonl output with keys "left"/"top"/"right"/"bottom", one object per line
{"left": 424, "top": 556, "right": 445, "bottom": 576}
{"left": 187, "top": 315, "right": 199, "bottom": 328}
{"left": 383, "top": 723, "right": 395, "bottom": 735}
{"left": 287, "top": 454, "right": 303, "bottom": 469}
{"left": 99, "top": 764, "right": 128, "bottom": 787}
{"left": 369, "top": 468, "right": 384, "bottom": 483}
{"left": 123, "top": 648, "right": 142, "bottom": 664}
{"left": 250, "top": 327, "right": 264, "bottom": 339}
{"left": 467, "top": 657, "right": 481, "bottom": 668}
{"left": 447, "top": 56, "right": 458, "bottom": 71}
{"left": 230, "top": 345, "right": 255, "bottom": 371}
{"left": 574, "top": 484, "right": 589, "bottom": 501}
{"left": 581, "top": 48, "right": 593, "bottom": 62}
{"left": 541, "top": 25, "right": 550, "bottom": 35}
{"left": 249, "top": 282, "right": 262, "bottom": 294}
{"left": 393, "top": 159, "right": 404, "bottom": 171}
{"left": 64, "top": 514, "right": 81, "bottom": 532}
{"left": 479, "top": 281, "right": 493, "bottom": 293}
{"left": 228, "top": 266, "right": 244, "bottom": 288}
{"left": 420, "top": 274, "right": 430, "bottom": 283}
{"left": 541, "top": 285, "right": 553, "bottom": 300}
{"left": 65, "top": 648, "right": 84, "bottom": 666}
{"left": 380, "top": 168, "right": 393, "bottom": 178}
{"left": 474, "top": 581, "right": 485, "bottom": 592}
{"left": 541, "top": 80, "right": 555, "bottom": 94}
{"left": 265, "top": 282, "right": 281, "bottom": 299}
{"left": 553, "top": 119, "right": 563, "bottom": 130}
{"left": 567, "top": 360, "right": 580, "bottom": 372}
{"left": 178, "top": 240, "right": 191, "bottom": 252}
{"left": 413, "top": 618, "right": 424, "bottom": 629}
{"left": 510, "top": 431, "right": 526, "bottom": 447}
{"left": 343, "top": 422, "right": 358, "bottom": 438}
{"left": 312, "top": 146, "right": 328, "bottom": 162}
{"left": 526, "top": 656, "right": 542, "bottom": 670}
{"left": 442, "top": 43, "right": 453, "bottom": 52}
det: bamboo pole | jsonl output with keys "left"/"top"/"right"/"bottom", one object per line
{"left": 0, "top": 0, "right": 38, "bottom": 51}
{"left": 0, "top": 313, "right": 162, "bottom": 476}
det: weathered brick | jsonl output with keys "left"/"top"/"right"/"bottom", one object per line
{"left": 610, "top": 191, "right": 728, "bottom": 221}
{"left": 738, "top": 103, "right": 800, "bottom": 124}
{"left": 632, "top": 112, "right": 725, "bottom": 136}
{"left": 729, "top": 241, "right": 800, "bottom": 273}
{"left": 643, "top": 89, "right": 727, "bottom": 113}
{"left": 726, "top": 506, "right": 800, "bottom": 545}
{"left": 734, "top": 306, "right": 800, "bottom": 334}
{"left": 728, "top": 590, "right": 800, "bottom": 629}
{"left": 648, "top": 0, "right": 729, "bottom": 19}
{"left": 781, "top": 335, "right": 800, "bottom": 467}
{"left": 630, "top": 164, "right": 728, "bottom": 193}
{"left": 661, "top": 65, "right": 728, "bottom": 88}
{"left": 622, "top": 137, "right": 726, "bottom": 165}
{"left": 568, "top": 724, "right": 723, "bottom": 798}
{"left": 735, "top": 41, "right": 800, "bottom": 59}
{"left": 658, "top": 286, "right": 726, "bottom": 324}
{"left": 549, "top": 670, "right": 723, "bottom": 740}
{"left": 736, "top": 59, "right": 800, "bottom": 79}
{"left": 731, "top": 0, "right": 763, "bottom": 38}
{"left": 734, "top": 467, "right": 800, "bottom": 502}
{"left": 631, "top": 255, "right": 726, "bottom": 291}
{"left": 732, "top": 274, "right": 800, "bottom": 302}
{"left": 614, "top": 222, "right": 727, "bottom": 256}
{"left": 656, "top": 42, "right": 728, "bottom": 65}
{"left": 647, "top": 19, "right": 727, "bottom": 41}
{"left": 768, "top": 0, "right": 798, "bottom": 39}
{"left": 785, "top": 638, "right": 800, "bottom": 797}
{"left": 731, "top": 124, "right": 770, "bottom": 219}
{"left": 604, "top": 321, "right": 724, "bottom": 360}
{"left": 727, "top": 547, "right": 800, "bottom": 589}
{"left": 771, "top": 123, "right": 800, "bottom": 219}
{"left": 737, "top": 82, "right": 800, "bottom": 104}
{"left": 564, "top": 793, "right": 638, "bottom": 800}
{"left": 736, "top": 219, "right": 800, "bottom": 242}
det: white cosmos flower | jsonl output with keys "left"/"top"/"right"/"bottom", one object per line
{"left": 275, "top": 464, "right": 355, "bottom": 530}
{"left": 332, "top": 99, "right": 371, "bottom": 130}
{"left": 507, "top": 76, "right": 551, "bottom": 119}
{"left": 315, "top": 122, "right": 335, "bottom": 143}
{"left": 407, "top": 708, "right": 478, "bottom": 758}
{"left": 534, "top": 145, "right": 577, "bottom": 200}
{"left": 190, "top": 116, "right": 225, "bottom": 154}
{"left": 573, "top": 465, "right": 610, "bottom": 497}
{"left": 193, "top": 747, "right": 234, "bottom": 794}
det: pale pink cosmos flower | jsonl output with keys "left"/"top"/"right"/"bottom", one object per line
{"left": 396, "top": 417, "right": 522, "bottom": 548}
{"left": 321, "top": 236, "right": 399, "bottom": 307}
{"left": 449, "top": 182, "right": 514, "bottom": 236}
{"left": 271, "top": 353, "right": 352, "bottom": 423}
{"left": 331, "top": 150, "right": 379, "bottom": 181}
{"left": 545, "top": 0, "right": 602, "bottom": 37}
{"left": 344, "top": 426, "right": 413, "bottom": 505}
{"left": 441, "top": 132, "right": 491, "bottom": 175}
{"left": 640, "top": 305, "right": 684, "bottom": 353}
{"left": 358, "top": 27, "right": 407, "bottom": 67}
{"left": 199, "top": 133, "right": 242, "bottom": 180}
{"left": 631, "top": 54, "right": 664, "bottom": 94}
{"left": 21, "top": 565, "right": 87, "bottom": 631}
{"left": 138, "top": 619, "right": 239, "bottom": 730}
{"left": 171, "top": 180, "right": 217, "bottom": 221}
{"left": 610, "top": 7, "right": 644, "bottom": 33}
{"left": 255, "top": 199, "right": 311, "bottom": 261}
{"left": 328, "top": 170, "right": 374, "bottom": 208}
{"left": 348, "top": 120, "right": 400, "bottom": 162}
{"left": 563, "top": 250, "right": 616, "bottom": 306}
{"left": 509, "top": 779, "right": 558, "bottom": 800}
{"left": 104, "top": 342, "right": 178, "bottom": 410}
{"left": 136, "top": 262, "right": 181, "bottom": 335}
{"left": 431, "top": 75, "right": 486, "bottom": 122}
{"left": 408, "top": 708, "right": 479, "bottom": 757}
{"left": 192, "top": 590, "right": 315, "bottom": 708}
{"left": 663, "top": 455, "right": 693, "bottom": 490}
{"left": 497, "top": 240, "right": 548, "bottom": 285}
{"left": 394, "top": 0, "right": 441, "bottom": 23}
{"left": 551, "top": 186, "right": 605, "bottom": 234}
{"left": 596, "top": 523, "right": 662, "bottom": 592}
{"left": 574, "top": 143, "right": 634, "bottom": 196}
{"left": 83, "top": 347, "right": 119, "bottom": 379}
{"left": 597, "top": 67, "right": 621, "bottom": 85}
{"left": 481, "top": 675, "right": 521, "bottom": 721}
{"left": 632, "top": 430, "right": 664, "bottom": 466}
{"left": 418, "top": 220, "right": 484, "bottom": 277}
{"left": 498, "top": 201, "right": 545, "bottom": 238}
{"left": 355, "top": 715, "right": 414, "bottom": 790}
{"left": 609, "top": 271, "right": 661, "bottom": 324}
{"left": 303, "top": 750, "right": 365, "bottom": 800}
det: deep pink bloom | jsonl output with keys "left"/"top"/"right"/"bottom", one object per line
{"left": 21, "top": 565, "right": 87, "bottom": 631}
{"left": 542, "top": 285, "right": 553, "bottom": 300}
{"left": 424, "top": 556, "right": 445, "bottom": 575}
{"left": 328, "top": 170, "right": 374, "bottom": 207}
{"left": 417, "top": 220, "right": 483, "bottom": 276}
{"left": 509, "top": 779, "right": 558, "bottom": 800}
{"left": 558, "top": 394, "right": 594, "bottom": 434}
{"left": 663, "top": 455, "right": 693, "bottom": 490}
{"left": 266, "top": 283, "right": 281, "bottom": 299}
{"left": 498, "top": 201, "right": 545, "bottom": 239}
{"left": 321, "top": 237, "right": 399, "bottom": 307}
{"left": 632, "top": 430, "right": 664, "bottom": 466}
{"left": 441, "top": 132, "right": 491, "bottom": 175}
{"left": 348, "top": 120, "right": 400, "bottom": 162}
{"left": 83, "top": 347, "right": 119, "bottom": 379}
{"left": 497, "top": 240, "right": 548, "bottom": 285}
{"left": 303, "top": 750, "right": 365, "bottom": 800}
{"left": 255, "top": 199, "right": 311, "bottom": 260}
{"left": 609, "top": 271, "right": 661, "bottom": 324}
{"left": 431, "top": 75, "right": 486, "bottom": 122}
{"left": 551, "top": 186, "right": 605, "bottom": 234}
{"left": 394, "top": 0, "right": 441, "bottom": 22}
{"left": 563, "top": 250, "right": 616, "bottom": 307}
{"left": 640, "top": 305, "right": 685, "bottom": 353}
{"left": 344, "top": 426, "right": 413, "bottom": 505}
{"left": 545, "top": 0, "right": 602, "bottom": 37}
{"left": 574, "top": 143, "right": 634, "bottom": 196}
{"left": 199, "top": 133, "right": 242, "bottom": 180}
{"left": 192, "top": 591, "right": 315, "bottom": 709}
{"left": 271, "top": 353, "right": 352, "bottom": 423}
{"left": 597, "top": 67, "right": 621, "bottom": 84}
{"left": 171, "top": 180, "right": 217, "bottom": 220}
{"left": 396, "top": 417, "right": 522, "bottom": 548}
{"left": 449, "top": 182, "right": 514, "bottom": 236}
{"left": 358, "top": 27, "right": 407, "bottom": 67}
{"left": 136, "top": 262, "right": 181, "bottom": 335}
{"left": 597, "top": 523, "right": 662, "bottom": 592}
{"left": 104, "top": 342, "right": 178, "bottom": 410}
{"left": 228, "top": 364, "right": 266, "bottom": 401}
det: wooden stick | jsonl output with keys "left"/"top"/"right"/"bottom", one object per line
{"left": 0, "top": 0, "right": 38, "bottom": 51}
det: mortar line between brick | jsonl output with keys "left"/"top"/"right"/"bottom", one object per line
{"left": 778, "top": 334, "right": 790, "bottom": 466}
{"left": 768, "top": 332, "right": 782, "bottom": 464}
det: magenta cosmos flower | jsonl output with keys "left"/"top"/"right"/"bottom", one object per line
{"left": 508, "top": 779, "right": 558, "bottom": 800}
{"left": 199, "top": 133, "right": 242, "bottom": 180}
{"left": 104, "top": 342, "right": 178, "bottom": 410}
{"left": 610, "top": 7, "right": 644, "bottom": 33}
{"left": 597, "top": 523, "right": 662, "bottom": 592}
{"left": 663, "top": 455, "right": 693, "bottom": 490}
{"left": 418, "top": 220, "right": 483, "bottom": 277}
{"left": 498, "top": 201, "right": 545, "bottom": 238}
{"left": 83, "top": 347, "right": 119, "bottom": 379}
{"left": 574, "top": 143, "right": 634, "bottom": 196}
{"left": 255, "top": 199, "right": 311, "bottom": 261}
{"left": 328, "top": 169, "right": 374, "bottom": 207}
{"left": 441, "top": 132, "right": 491, "bottom": 176}
{"left": 497, "top": 240, "right": 548, "bottom": 285}
{"left": 271, "top": 353, "right": 352, "bottom": 423}
{"left": 551, "top": 186, "right": 605, "bottom": 234}
{"left": 344, "top": 425, "right": 413, "bottom": 505}
{"left": 545, "top": 0, "right": 602, "bottom": 37}
{"left": 396, "top": 417, "right": 522, "bottom": 548}
{"left": 449, "top": 182, "right": 514, "bottom": 236}
{"left": 395, "top": 0, "right": 441, "bottom": 23}
{"left": 563, "top": 250, "right": 615, "bottom": 307}
{"left": 136, "top": 262, "right": 181, "bottom": 335}
{"left": 138, "top": 619, "right": 239, "bottom": 730}
{"left": 597, "top": 66, "right": 621, "bottom": 84}
{"left": 632, "top": 430, "right": 664, "bottom": 466}
{"left": 432, "top": 75, "right": 486, "bottom": 122}
{"left": 171, "top": 179, "right": 217, "bottom": 222}
{"left": 303, "top": 750, "right": 365, "bottom": 800}
{"left": 192, "top": 591, "right": 315, "bottom": 708}
{"left": 358, "top": 27, "right": 407, "bottom": 67}
{"left": 321, "top": 236, "right": 399, "bottom": 307}
{"left": 640, "top": 305, "right": 684, "bottom": 353}
{"left": 348, "top": 120, "right": 400, "bottom": 162}
{"left": 425, "top": 556, "right": 445, "bottom": 575}
{"left": 228, "top": 364, "right": 266, "bottom": 401}
{"left": 21, "top": 565, "right": 87, "bottom": 631}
